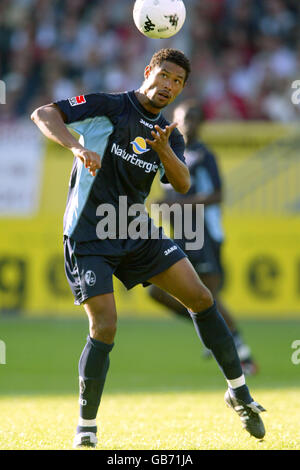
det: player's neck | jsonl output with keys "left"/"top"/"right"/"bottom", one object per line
{"left": 134, "top": 90, "right": 161, "bottom": 116}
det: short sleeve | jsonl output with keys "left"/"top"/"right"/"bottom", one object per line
{"left": 54, "top": 92, "right": 123, "bottom": 125}
{"left": 160, "top": 128, "right": 186, "bottom": 184}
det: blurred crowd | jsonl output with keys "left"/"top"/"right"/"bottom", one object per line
{"left": 1, "top": 0, "right": 300, "bottom": 122}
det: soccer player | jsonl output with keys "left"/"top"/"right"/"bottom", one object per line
{"left": 149, "top": 99, "right": 258, "bottom": 376}
{"left": 31, "top": 48, "right": 266, "bottom": 448}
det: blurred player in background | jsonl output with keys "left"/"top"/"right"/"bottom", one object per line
{"left": 31, "top": 48, "right": 265, "bottom": 448}
{"left": 149, "top": 100, "right": 258, "bottom": 376}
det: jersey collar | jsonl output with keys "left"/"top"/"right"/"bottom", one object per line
{"left": 127, "top": 90, "right": 162, "bottom": 121}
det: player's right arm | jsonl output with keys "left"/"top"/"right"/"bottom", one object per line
{"left": 31, "top": 104, "right": 100, "bottom": 176}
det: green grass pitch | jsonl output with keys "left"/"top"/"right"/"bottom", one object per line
{"left": 0, "top": 316, "right": 299, "bottom": 450}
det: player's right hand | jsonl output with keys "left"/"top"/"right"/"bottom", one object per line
{"left": 72, "top": 147, "right": 101, "bottom": 176}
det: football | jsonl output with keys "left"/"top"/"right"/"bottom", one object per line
{"left": 133, "top": 0, "right": 186, "bottom": 39}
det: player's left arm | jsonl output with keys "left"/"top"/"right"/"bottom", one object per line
{"left": 146, "top": 123, "right": 190, "bottom": 194}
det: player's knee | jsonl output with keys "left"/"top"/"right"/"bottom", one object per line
{"left": 188, "top": 286, "right": 213, "bottom": 313}
{"left": 90, "top": 320, "right": 117, "bottom": 343}
{"left": 89, "top": 312, "right": 117, "bottom": 343}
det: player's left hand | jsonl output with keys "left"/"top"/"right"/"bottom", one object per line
{"left": 146, "top": 122, "right": 177, "bottom": 153}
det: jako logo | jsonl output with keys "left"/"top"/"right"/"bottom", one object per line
{"left": 140, "top": 118, "right": 154, "bottom": 129}
{"left": 164, "top": 246, "right": 178, "bottom": 256}
{"left": 130, "top": 137, "right": 150, "bottom": 154}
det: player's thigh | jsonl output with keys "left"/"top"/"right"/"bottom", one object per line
{"left": 147, "top": 257, "right": 213, "bottom": 310}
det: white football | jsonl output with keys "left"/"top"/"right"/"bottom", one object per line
{"left": 133, "top": 0, "right": 186, "bottom": 39}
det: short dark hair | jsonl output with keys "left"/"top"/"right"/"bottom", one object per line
{"left": 149, "top": 48, "right": 191, "bottom": 83}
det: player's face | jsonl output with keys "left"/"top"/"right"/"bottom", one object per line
{"left": 143, "top": 61, "right": 186, "bottom": 110}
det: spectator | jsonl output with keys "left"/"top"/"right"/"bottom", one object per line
{"left": 0, "top": 0, "right": 299, "bottom": 121}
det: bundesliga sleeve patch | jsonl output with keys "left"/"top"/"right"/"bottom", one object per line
{"left": 68, "top": 95, "right": 86, "bottom": 106}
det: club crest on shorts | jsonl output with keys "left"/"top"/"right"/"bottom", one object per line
{"left": 84, "top": 270, "right": 96, "bottom": 286}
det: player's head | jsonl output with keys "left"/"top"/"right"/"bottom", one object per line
{"left": 173, "top": 99, "right": 204, "bottom": 142}
{"left": 140, "top": 48, "right": 191, "bottom": 111}
{"left": 148, "top": 49, "right": 191, "bottom": 84}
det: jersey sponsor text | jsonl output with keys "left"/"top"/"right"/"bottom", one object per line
{"left": 111, "top": 143, "right": 158, "bottom": 174}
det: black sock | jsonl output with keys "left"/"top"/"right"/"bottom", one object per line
{"left": 78, "top": 335, "right": 114, "bottom": 420}
{"left": 190, "top": 301, "right": 243, "bottom": 380}
{"left": 190, "top": 302, "right": 253, "bottom": 403}
{"left": 229, "top": 384, "right": 253, "bottom": 404}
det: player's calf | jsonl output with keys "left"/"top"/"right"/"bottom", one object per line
{"left": 73, "top": 335, "right": 114, "bottom": 447}
{"left": 189, "top": 301, "right": 253, "bottom": 404}
{"left": 74, "top": 295, "right": 116, "bottom": 448}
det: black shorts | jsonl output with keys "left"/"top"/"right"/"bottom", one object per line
{"left": 64, "top": 230, "right": 187, "bottom": 305}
